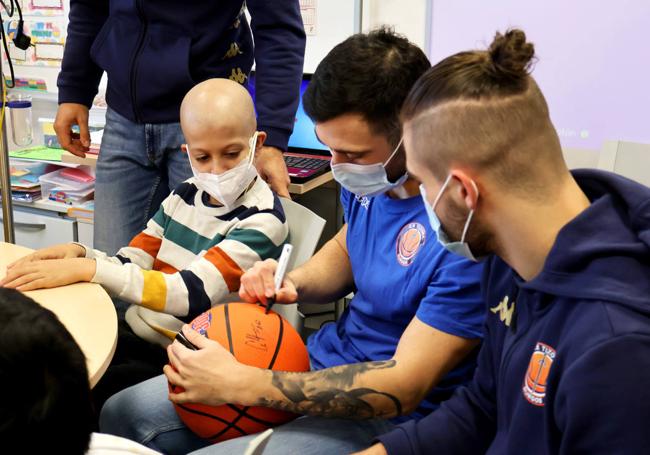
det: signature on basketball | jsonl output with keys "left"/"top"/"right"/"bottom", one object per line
{"left": 244, "top": 319, "right": 268, "bottom": 352}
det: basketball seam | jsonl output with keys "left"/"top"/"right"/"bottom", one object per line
{"left": 267, "top": 313, "right": 284, "bottom": 370}
{"left": 213, "top": 313, "right": 288, "bottom": 439}
{"left": 177, "top": 403, "right": 247, "bottom": 436}
{"left": 189, "top": 306, "right": 290, "bottom": 441}
{"left": 224, "top": 303, "right": 235, "bottom": 355}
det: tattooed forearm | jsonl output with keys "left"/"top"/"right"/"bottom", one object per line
{"left": 256, "top": 360, "right": 404, "bottom": 419}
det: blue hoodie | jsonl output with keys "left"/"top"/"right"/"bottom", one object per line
{"left": 378, "top": 169, "right": 650, "bottom": 454}
{"left": 57, "top": 0, "right": 305, "bottom": 151}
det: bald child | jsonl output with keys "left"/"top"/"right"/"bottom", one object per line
{"left": 1, "top": 79, "right": 289, "bottom": 408}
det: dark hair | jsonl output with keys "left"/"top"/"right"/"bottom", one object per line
{"left": 304, "top": 27, "right": 430, "bottom": 145}
{"left": 0, "top": 288, "right": 93, "bottom": 454}
{"left": 402, "top": 29, "right": 564, "bottom": 196}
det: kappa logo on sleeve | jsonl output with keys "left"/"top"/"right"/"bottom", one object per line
{"left": 522, "top": 342, "right": 556, "bottom": 407}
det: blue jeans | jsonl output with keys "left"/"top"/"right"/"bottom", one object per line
{"left": 94, "top": 108, "right": 192, "bottom": 255}
{"left": 100, "top": 375, "right": 396, "bottom": 455}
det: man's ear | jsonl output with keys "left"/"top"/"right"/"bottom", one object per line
{"left": 450, "top": 169, "right": 480, "bottom": 211}
{"left": 181, "top": 144, "right": 188, "bottom": 154}
{"left": 254, "top": 131, "right": 267, "bottom": 150}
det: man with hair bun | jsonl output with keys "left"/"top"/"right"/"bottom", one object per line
{"left": 358, "top": 29, "right": 650, "bottom": 454}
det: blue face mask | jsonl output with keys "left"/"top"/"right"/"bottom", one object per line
{"left": 331, "top": 138, "right": 408, "bottom": 197}
{"left": 420, "top": 175, "right": 479, "bottom": 262}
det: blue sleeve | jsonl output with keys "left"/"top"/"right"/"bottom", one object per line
{"left": 57, "top": 0, "right": 108, "bottom": 106}
{"left": 555, "top": 335, "right": 650, "bottom": 453}
{"left": 246, "top": 0, "right": 306, "bottom": 151}
{"left": 415, "top": 254, "right": 486, "bottom": 339}
{"left": 377, "top": 319, "right": 498, "bottom": 454}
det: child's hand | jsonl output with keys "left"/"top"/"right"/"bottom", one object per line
{"left": 7, "top": 243, "right": 86, "bottom": 270}
{"left": 0, "top": 258, "right": 96, "bottom": 291}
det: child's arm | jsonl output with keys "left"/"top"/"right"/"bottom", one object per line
{"left": 92, "top": 210, "right": 289, "bottom": 318}
{"left": 0, "top": 199, "right": 170, "bottom": 291}
{"left": 83, "top": 205, "right": 167, "bottom": 270}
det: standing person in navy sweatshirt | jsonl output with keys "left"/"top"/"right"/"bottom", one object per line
{"left": 359, "top": 29, "right": 650, "bottom": 454}
{"left": 55, "top": 0, "right": 305, "bottom": 256}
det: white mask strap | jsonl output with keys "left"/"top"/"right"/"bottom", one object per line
{"left": 459, "top": 179, "right": 479, "bottom": 242}
{"left": 383, "top": 137, "right": 404, "bottom": 167}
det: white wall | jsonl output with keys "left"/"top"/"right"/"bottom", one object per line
{"left": 361, "top": 0, "right": 429, "bottom": 51}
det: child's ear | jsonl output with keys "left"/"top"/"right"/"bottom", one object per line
{"left": 255, "top": 131, "right": 267, "bottom": 150}
{"left": 181, "top": 144, "right": 188, "bottom": 154}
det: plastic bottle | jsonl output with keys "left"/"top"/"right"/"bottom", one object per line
{"left": 7, "top": 93, "right": 33, "bottom": 147}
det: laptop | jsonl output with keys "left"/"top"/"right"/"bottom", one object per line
{"left": 248, "top": 73, "right": 332, "bottom": 183}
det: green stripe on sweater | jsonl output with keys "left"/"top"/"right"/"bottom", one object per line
{"left": 226, "top": 229, "right": 287, "bottom": 260}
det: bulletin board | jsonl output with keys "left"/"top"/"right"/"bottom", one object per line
{"left": 2, "top": 0, "right": 69, "bottom": 93}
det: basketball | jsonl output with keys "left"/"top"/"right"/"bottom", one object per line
{"left": 169, "top": 302, "right": 310, "bottom": 442}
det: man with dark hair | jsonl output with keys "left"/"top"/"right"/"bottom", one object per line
{"left": 359, "top": 29, "right": 650, "bottom": 454}
{"left": 100, "top": 29, "right": 486, "bottom": 454}
{"left": 0, "top": 287, "right": 160, "bottom": 454}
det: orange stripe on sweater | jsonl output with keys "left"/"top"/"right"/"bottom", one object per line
{"left": 203, "top": 247, "right": 244, "bottom": 292}
{"left": 129, "top": 232, "right": 162, "bottom": 259}
{"left": 153, "top": 258, "right": 179, "bottom": 274}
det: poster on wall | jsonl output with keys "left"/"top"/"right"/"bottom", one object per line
{"left": 4, "top": 19, "right": 66, "bottom": 67}
{"left": 20, "top": 0, "right": 65, "bottom": 17}
{"left": 299, "top": 0, "right": 317, "bottom": 36}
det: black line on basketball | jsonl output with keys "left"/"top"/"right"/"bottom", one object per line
{"left": 267, "top": 313, "right": 284, "bottom": 370}
{"left": 177, "top": 403, "right": 246, "bottom": 436}
{"left": 226, "top": 404, "right": 277, "bottom": 427}
{"left": 223, "top": 303, "right": 235, "bottom": 355}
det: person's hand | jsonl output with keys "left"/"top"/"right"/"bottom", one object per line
{"left": 351, "top": 443, "right": 389, "bottom": 455}
{"left": 165, "top": 325, "right": 250, "bottom": 406}
{"left": 0, "top": 258, "right": 96, "bottom": 291}
{"left": 7, "top": 243, "right": 86, "bottom": 270}
{"left": 255, "top": 146, "right": 291, "bottom": 198}
{"left": 54, "top": 103, "right": 91, "bottom": 157}
{"left": 238, "top": 259, "right": 298, "bottom": 305}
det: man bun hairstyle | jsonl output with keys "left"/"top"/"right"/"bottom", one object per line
{"left": 486, "top": 29, "right": 536, "bottom": 84}
{"left": 402, "top": 29, "right": 565, "bottom": 199}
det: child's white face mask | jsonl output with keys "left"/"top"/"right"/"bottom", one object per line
{"left": 187, "top": 132, "right": 259, "bottom": 209}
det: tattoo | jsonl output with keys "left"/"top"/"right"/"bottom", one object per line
{"left": 257, "top": 360, "right": 403, "bottom": 419}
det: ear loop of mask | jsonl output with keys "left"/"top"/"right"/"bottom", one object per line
{"left": 432, "top": 174, "right": 479, "bottom": 243}
{"left": 384, "top": 137, "right": 404, "bottom": 167}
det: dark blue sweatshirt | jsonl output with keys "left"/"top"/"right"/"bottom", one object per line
{"left": 57, "top": 0, "right": 306, "bottom": 151}
{"left": 378, "top": 169, "right": 650, "bottom": 454}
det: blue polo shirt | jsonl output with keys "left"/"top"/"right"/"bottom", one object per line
{"left": 307, "top": 188, "right": 486, "bottom": 421}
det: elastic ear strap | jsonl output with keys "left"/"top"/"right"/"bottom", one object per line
{"left": 432, "top": 174, "right": 453, "bottom": 210}
{"left": 460, "top": 179, "right": 479, "bottom": 242}
{"left": 248, "top": 131, "right": 259, "bottom": 164}
{"left": 383, "top": 137, "right": 404, "bottom": 166}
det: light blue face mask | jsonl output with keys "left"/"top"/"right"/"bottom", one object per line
{"left": 420, "top": 175, "right": 479, "bottom": 262}
{"left": 331, "top": 138, "right": 408, "bottom": 197}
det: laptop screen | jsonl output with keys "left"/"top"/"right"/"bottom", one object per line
{"left": 247, "top": 74, "right": 330, "bottom": 154}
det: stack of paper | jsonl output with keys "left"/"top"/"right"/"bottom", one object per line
{"left": 8, "top": 161, "right": 54, "bottom": 202}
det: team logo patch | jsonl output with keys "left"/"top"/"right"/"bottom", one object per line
{"left": 191, "top": 311, "right": 212, "bottom": 336}
{"left": 396, "top": 222, "right": 426, "bottom": 266}
{"left": 522, "top": 342, "right": 556, "bottom": 407}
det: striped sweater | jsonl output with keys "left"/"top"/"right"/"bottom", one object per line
{"left": 84, "top": 176, "right": 288, "bottom": 345}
